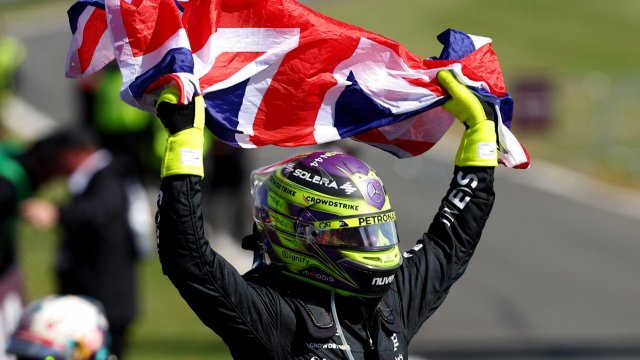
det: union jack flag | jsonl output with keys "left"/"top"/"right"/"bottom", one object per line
{"left": 66, "top": 0, "right": 113, "bottom": 78}
{"left": 65, "top": 0, "right": 530, "bottom": 168}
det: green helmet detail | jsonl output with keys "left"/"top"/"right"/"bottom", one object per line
{"left": 251, "top": 151, "right": 402, "bottom": 297}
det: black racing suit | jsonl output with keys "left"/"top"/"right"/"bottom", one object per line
{"left": 157, "top": 166, "right": 495, "bottom": 359}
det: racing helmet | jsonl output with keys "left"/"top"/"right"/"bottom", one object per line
{"left": 251, "top": 151, "right": 402, "bottom": 297}
{"left": 6, "top": 295, "right": 111, "bottom": 360}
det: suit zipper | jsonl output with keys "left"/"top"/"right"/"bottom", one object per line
{"left": 365, "top": 325, "right": 374, "bottom": 350}
{"left": 362, "top": 308, "right": 375, "bottom": 351}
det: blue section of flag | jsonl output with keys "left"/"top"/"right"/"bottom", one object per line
{"left": 437, "top": 29, "right": 477, "bottom": 60}
{"left": 334, "top": 72, "right": 444, "bottom": 138}
{"left": 129, "top": 47, "right": 195, "bottom": 100}
{"left": 203, "top": 79, "right": 250, "bottom": 145}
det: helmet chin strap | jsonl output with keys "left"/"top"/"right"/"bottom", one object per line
{"left": 331, "top": 290, "right": 355, "bottom": 360}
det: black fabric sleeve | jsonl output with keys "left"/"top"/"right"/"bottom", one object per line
{"left": 156, "top": 175, "right": 292, "bottom": 356}
{"left": 392, "top": 166, "right": 495, "bottom": 339}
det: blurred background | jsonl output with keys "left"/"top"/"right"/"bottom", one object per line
{"left": 0, "top": 0, "right": 639, "bottom": 359}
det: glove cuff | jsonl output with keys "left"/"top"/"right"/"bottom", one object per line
{"left": 160, "top": 96, "right": 205, "bottom": 178}
{"left": 454, "top": 120, "right": 498, "bottom": 167}
{"left": 161, "top": 128, "right": 204, "bottom": 178}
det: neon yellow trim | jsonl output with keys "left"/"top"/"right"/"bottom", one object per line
{"left": 267, "top": 192, "right": 288, "bottom": 214}
{"left": 271, "top": 243, "right": 357, "bottom": 288}
{"left": 340, "top": 246, "right": 401, "bottom": 269}
{"left": 267, "top": 211, "right": 296, "bottom": 233}
{"left": 312, "top": 210, "right": 396, "bottom": 230}
{"left": 454, "top": 120, "right": 498, "bottom": 167}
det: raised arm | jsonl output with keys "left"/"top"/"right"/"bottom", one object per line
{"left": 154, "top": 91, "right": 283, "bottom": 351}
{"left": 393, "top": 71, "right": 498, "bottom": 337}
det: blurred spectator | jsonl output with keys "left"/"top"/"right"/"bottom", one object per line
{"left": 0, "top": 30, "right": 25, "bottom": 102}
{"left": 77, "top": 64, "right": 156, "bottom": 182}
{"left": 6, "top": 294, "right": 112, "bottom": 360}
{"left": 79, "top": 63, "right": 253, "bottom": 240}
{"left": 0, "top": 29, "right": 26, "bottom": 140}
{"left": 0, "top": 134, "right": 61, "bottom": 355}
{"left": 20, "top": 128, "right": 152, "bottom": 359}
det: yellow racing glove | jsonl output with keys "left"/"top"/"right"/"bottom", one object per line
{"left": 437, "top": 71, "right": 498, "bottom": 167}
{"left": 155, "top": 88, "right": 205, "bottom": 178}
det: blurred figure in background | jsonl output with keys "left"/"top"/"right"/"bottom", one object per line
{"left": 20, "top": 128, "right": 152, "bottom": 359}
{"left": 0, "top": 28, "right": 25, "bottom": 106}
{"left": 6, "top": 294, "right": 112, "bottom": 360}
{"left": 0, "top": 133, "right": 62, "bottom": 355}
{"left": 77, "top": 64, "right": 156, "bottom": 183}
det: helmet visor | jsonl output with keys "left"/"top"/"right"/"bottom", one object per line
{"left": 306, "top": 211, "right": 399, "bottom": 249}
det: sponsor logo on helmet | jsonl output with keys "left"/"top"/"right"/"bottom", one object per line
{"left": 269, "top": 176, "right": 297, "bottom": 197}
{"left": 281, "top": 249, "right": 310, "bottom": 265}
{"left": 302, "top": 195, "right": 360, "bottom": 211}
{"left": 267, "top": 192, "right": 284, "bottom": 210}
{"left": 371, "top": 274, "right": 395, "bottom": 286}
{"left": 340, "top": 181, "right": 358, "bottom": 195}
{"left": 282, "top": 162, "right": 295, "bottom": 177}
{"left": 364, "top": 180, "right": 386, "bottom": 210}
{"left": 357, "top": 212, "right": 396, "bottom": 226}
{"left": 309, "top": 152, "right": 340, "bottom": 167}
{"left": 292, "top": 169, "right": 338, "bottom": 189}
{"left": 302, "top": 269, "right": 335, "bottom": 283}
{"left": 367, "top": 181, "right": 385, "bottom": 203}
{"left": 270, "top": 212, "right": 293, "bottom": 231}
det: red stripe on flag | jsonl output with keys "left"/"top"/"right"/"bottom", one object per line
{"left": 182, "top": 0, "right": 218, "bottom": 53}
{"left": 511, "top": 146, "right": 531, "bottom": 169}
{"left": 459, "top": 44, "right": 506, "bottom": 97}
{"left": 120, "top": 0, "right": 183, "bottom": 57}
{"left": 404, "top": 77, "right": 444, "bottom": 96}
{"left": 249, "top": 36, "right": 358, "bottom": 147}
{"left": 78, "top": 8, "right": 108, "bottom": 74}
{"left": 200, "top": 52, "right": 264, "bottom": 90}
{"left": 212, "top": 2, "right": 360, "bottom": 147}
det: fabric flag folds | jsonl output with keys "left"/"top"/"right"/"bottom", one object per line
{"left": 64, "top": 0, "right": 530, "bottom": 169}
{"left": 66, "top": 0, "right": 114, "bottom": 78}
